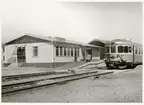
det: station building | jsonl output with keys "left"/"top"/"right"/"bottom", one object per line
{"left": 4, "top": 34, "right": 104, "bottom": 68}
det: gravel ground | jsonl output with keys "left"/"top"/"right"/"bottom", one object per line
{"left": 2, "top": 66, "right": 142, "bottom": 103}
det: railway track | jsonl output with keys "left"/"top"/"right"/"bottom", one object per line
{"left": 2, "top": 71, "right": 69, "bottom": 82}
{"left": 2, "top": 70, "right": 113, "bottom": 94}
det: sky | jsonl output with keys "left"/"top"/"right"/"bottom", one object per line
{"left": 1, "top": 0, "right": 142, "bottom": 44}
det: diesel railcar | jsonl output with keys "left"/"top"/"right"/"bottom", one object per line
{"left": 104, "top": 39, "right": 142, "bottom": 69}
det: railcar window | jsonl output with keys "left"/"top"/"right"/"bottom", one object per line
{"left": 118, "top": 46, "right": 123, "bottom": 53}
{"left": 135, "top": 47, "right": 137, "bottom": 54}
{"left": 111, "top": 46, "right": 116, "bottom": 53}
{"left": 128, "top": 46, "right": 132, "bottom": 53}
{"left": 124, "top": 46, "right": 128, "bottom": 53}
{"left": 105, "top": 46, "right": 109, "bottom": 53}
{"left": 139, "top": 47, "right": 141, "bottom": 55}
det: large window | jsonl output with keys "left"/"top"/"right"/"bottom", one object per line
{"left": 124, "top": 46, "right": 128, "bottom": 53}
{"left": 60, "top": 47, "right": 63, "bottom": 56}
{"left": 118, "top": 46, "right": 123, "bottom": 53}
{"left": 64, "top": 47, "right": 66, "bottom": 56}
{"left": 33, "top": 46, "right": 38, "bottom": 56}
{"left": 111, "top": 46, "right": 116, "bottom": 53}
{"left": 71, "top": 48, "right": 73, "bottom": 56}
{"left": 56, "top": 46, "right": 59, "bottom": 56}
{"left": 105, "top": 46, "right": 110, "bottom": 53}
{"left": 67, "top": 48, "right": 70, "bottom": 56}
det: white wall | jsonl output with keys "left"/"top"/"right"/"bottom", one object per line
{"left": 26, "top": 43, "right": 53, "bottom": 63}
{"left": 5, "top": 45, "right": 17, "bottom": 63}
{"left": 5, "top": 43, "right": 53, "bottom": 63}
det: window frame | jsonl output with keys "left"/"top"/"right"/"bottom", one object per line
{"left": 33, "top": 46, "right": 38, "bottom": 57}
{"left": 118, "top": 46, "right": 124, "bottom": 53}
{"left": 71, "top": 48, "right": 74, "bottom": 56}
{"left": 111, "top": 46, "right": 116, "bottom": 53}
{"left": 105, "top": 46, "right": 110, "bottom": 53}
{"left": 124, "top": 46, "right": 128, "bottom": 53}
{"left": 64, "top": 47, "right": 66, "bottom": 56}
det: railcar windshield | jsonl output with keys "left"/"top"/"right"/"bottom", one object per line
{"left": 111, "top": 46, "right": 116, "bottom": 53}
{"left": 118, "top": 46, "right": 123, "bottom": 53}
{"left": 124, "top": 46, "right": 128, "bottom": 53}
{"left": 128, "top": 46, "right": 132, "bottom": 53}
{"left": 105, "top": 46, "right": 109, "bottom": 53}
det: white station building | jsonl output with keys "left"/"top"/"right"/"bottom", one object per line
{"left": 4, "top": 34, "right": 103, "bottom": 68}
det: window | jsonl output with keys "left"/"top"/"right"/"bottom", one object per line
{"left": 129, "top": 46, "right": 132, "bottom": 53}
{"left": 71, "top": 48, "right": 73, "bottom": 56}
{"left": 60, "top": 47, "right": 63, "bottom": 56}
{"left": 118, "top": 46, "right": 123, "bottom": 53}
{"left": 68, "top": 48, "right": 70, "bottom": 56}
{"left": 33, "top": 46, "right": 38, "bottom": 56}
{"left": 124, "top": 46, "right": 128, "bottom": 53}
{"left": 56, "top": 46, "right": 59, "bottom": 56}
{"left": 64, "top": 47, "right": 66, "bottom": 56}
{"left": 111, "top": 46, "right": 116, "bottom": 53}
{"left": 135, "top": 47, "right": 137, "bottom": 54}
{"left": 105, "top": 46, "right": 109, "bottom": 53}
{"left": 139, "top": 47, "right": 141, "bottom": 55}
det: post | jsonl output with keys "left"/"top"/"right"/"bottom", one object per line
{"left": 53, "top": 41, "right": 55, "bottom": 69}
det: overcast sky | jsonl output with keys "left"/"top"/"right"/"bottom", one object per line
{"left": 2, "top": 0, "right": 142, "bottom": 44}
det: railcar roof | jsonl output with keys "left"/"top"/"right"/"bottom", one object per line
{"left": 105, "top": 39, "right": 142, "bottom": 47}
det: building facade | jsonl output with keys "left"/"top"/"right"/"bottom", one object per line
{"left": 4, "top": 34, "right": 102, "bottom": 68}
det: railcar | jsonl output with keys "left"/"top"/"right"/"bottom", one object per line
{"left": 104, "top": 39, "right": 142, "bottom": 69}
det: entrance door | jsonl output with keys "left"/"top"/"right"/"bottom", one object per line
{"left": 17, "top": 47, "right": 26, "bottom": 63}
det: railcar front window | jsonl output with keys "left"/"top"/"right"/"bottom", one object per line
{"left": 111, "top": 46, "right": 116, "bottom": 53}
{"left": 118, "top": 46, "right": 123, "bottom": 53}
{"left": 128, "top": 46, "right": 132, "bottom": 53}
{"left": 124, "top": 46, "right": 128, "bottom": 53}
{"left": 105, "top": 46, "right": 109, "bottom": 53}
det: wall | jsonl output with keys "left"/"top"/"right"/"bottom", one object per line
{"left": 92, "top": 47, "right": 100, "bottom": 59}
{"left": 5, "top": 45, "right": 17, "bottom": 63}
{"left": 5, "top": 43, "right": 53, "bottom": 63}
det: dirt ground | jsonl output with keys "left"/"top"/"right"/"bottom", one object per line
{"left": 2, "top": 65, "right": 142, "bottom": 103}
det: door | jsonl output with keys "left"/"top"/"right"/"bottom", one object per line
{"left": 17, "top": 47, "right": 26, "bottom": 63}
